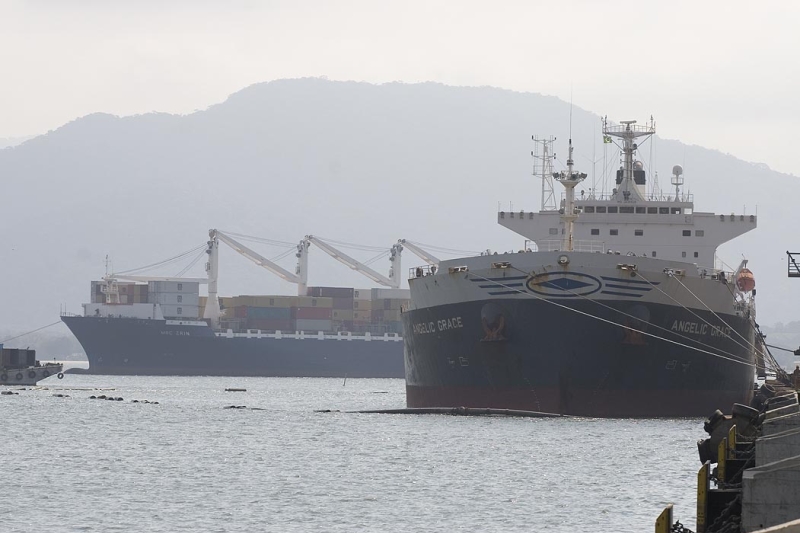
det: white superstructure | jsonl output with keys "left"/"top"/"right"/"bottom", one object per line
{"left": 499, "top": 118, "right": 756, "bottom": 268}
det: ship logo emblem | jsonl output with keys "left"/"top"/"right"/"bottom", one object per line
{"left": 526, "top": 272, "right": 602, "bottom": 297}
{"left": 480, "top": 303, "right": 508, "bottom": 342}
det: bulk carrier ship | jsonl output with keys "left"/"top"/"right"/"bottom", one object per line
{"left": 61, "top": 232, "right": 439, "bottom": 378}
{"left": 402, "top": 118, "right": 764, "bottom": 417}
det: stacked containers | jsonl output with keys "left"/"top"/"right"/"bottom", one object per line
{"left": 148, "top": 281, "right": 200, "bottom": 319}
{"left": 370, "top": 288, "right": 410, "bottom": 334}
{"left": 90, "top": 281, "right": 149, "bottom": 304}
{"left": 293, "top": 297, "right": 333, "bottom": 332}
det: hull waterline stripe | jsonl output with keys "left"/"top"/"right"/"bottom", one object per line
{"left": 603, "top": 283, "right": 651, "bottom": 291}
{"left": 601, "top": 276, "right": 659, "bottom": 285}
{"left": 469, "top": 276, "right": 528, "bottom": 282}
{"left": 487, "top": 290, "right": 524, "bottom": 295}
{"left": 599, "top": 290, "right": 644, "bottom": 298}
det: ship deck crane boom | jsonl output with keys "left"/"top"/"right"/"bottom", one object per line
{"left": 305, "top": 235, "right": 402, "bottom": 289}
{"left": 213, "top": 230, "right": 302, "bottom": 286}
{"left": 397, "top": 239, "right": 440, "bottom": 266}
{"left": 203, "top": 229, "right": 310, "bottom": 325}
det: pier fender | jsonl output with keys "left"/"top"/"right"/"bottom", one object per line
{"left": 703, "top": 409, "right": 725, "bottom": 434}
{"left": 759, "top": 383, "right": 777, "bottom": 398}
{"left": 15, "top": 373, "right": 23, "bottom": 381}
{"left": 697, "top": 438, "right": 715, "bottom": 464}
{"left": 42, "top": 370, "right": 50, "bottom": 378}
{"left": 0, "top": 374, "right": 6, "bottom": 382}
{"left": 731, "top": 403, "right": 759, "bottom": 422}
{"left": 57, "top": 373, "right": 64, "bottom": 379}
{"left": 27, "top": 370, "right": 36, "bottom": 379}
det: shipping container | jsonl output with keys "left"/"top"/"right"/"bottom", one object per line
{"left": 149, "top": 292, "right": 200, "bottom": 306}
{"left": 160, "top": 304, "right": 200, "bottom": 319}
{"left": 307, "top": 286, "right": 355, "bottom": 299}
{"left": 331, "top": 297, "right": 354, "bottom": 310}
{"left": 353, "top": 288, "right": 372, "bottom": 300}
{"left": 332, "top": 309, "right": 354, "bottom": 321}
{"left": 247, "top": 306, "right": 292, "bottom": 320}
{"left": 371, "top": 288, "right": 411, "bottom": 300}
{"left": 148, "top": 281, "right": 200, "bottom": 294}
{"left": 381, "top": 309, "right": 402, "bottom": 322}
{"left": 353, "top": 299, "right": 372, "bottom": 311}
{"left": 378, "top": 298, "right": 408, "bottom": 311}
{"left": 353, "top": 310, "right": 372, "bottom": 322}
{"left": 295, "top": 296, "right": 333, "bottom": 308}
{"left": 246, "top": 318, "right": 293, "bottom": 331}
{"left": 293, "top": 307, "right": 333, "bottom": 320}
{"left": 295, "top": 319, "right": 333, "bottom": 332}
{"left": 234, "top": 306, "right": 248, "bottom": 318}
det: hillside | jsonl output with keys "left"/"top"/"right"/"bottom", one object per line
{"left": 1, "top": 78, "right": 797, "bottom": 346}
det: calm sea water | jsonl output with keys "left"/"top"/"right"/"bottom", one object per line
{"left": 3, "top": 374, "right": 702, "bottom": 532}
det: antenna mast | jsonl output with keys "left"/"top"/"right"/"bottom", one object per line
{"left": 532, "top": 136, "right": 557, "bottom": 211}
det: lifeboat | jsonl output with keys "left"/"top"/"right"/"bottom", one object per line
{"left": 736, "top": 268, "right": 756, "bottom": 292}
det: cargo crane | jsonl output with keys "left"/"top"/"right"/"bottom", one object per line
{"left": 304, "top": 235, "right": 403, "bottom": 289}
{"left": 397, "top": 239, "right": 439, "bottom": 266}
{"left": 204, "top": 229, "right": 310, "bottom": 325}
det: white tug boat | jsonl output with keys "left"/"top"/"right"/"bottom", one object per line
{"left": 403, "top": 118, "right": 761, "bottom": 417}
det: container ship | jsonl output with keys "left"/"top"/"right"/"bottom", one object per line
{"left": 62, "top": 232, "right": 423, "bottom": 378}
{"left": 402, "top": 118, "right": 764, "bottom": 417}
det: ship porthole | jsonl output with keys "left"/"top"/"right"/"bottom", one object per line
{"left": 42, "top": 370, "right": 50, "bottom": 378}
{"left": 0, "top": 374, "right": 6, "bottom": 381}
{"left": 558, "top": 255, "right": 569, "bottom": 265}
{"left": 15, "top": 373, "right": 23, "bottom": 381}
{"left": 57, "top": 373, "right": 64, "bottom": 379}
{"left": 28, "top": 371, "right": 36, "bottom": 379}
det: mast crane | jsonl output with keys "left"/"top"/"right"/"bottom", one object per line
{"left": 203, "top": 229, "right": 310, "bottom": 325}
{"left": 305, "top": 235, "right": 402, "bottom": 289}
{"left": 397, "top": 239, "right": 439, "bottom": 266}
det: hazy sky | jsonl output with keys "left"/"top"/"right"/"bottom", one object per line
{"left": 2, "top": 1, "right": 799, "bottom": 175}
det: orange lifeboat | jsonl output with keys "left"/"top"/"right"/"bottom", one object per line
{"left": 736, "top": 268, "right": 756, "bottom": 292}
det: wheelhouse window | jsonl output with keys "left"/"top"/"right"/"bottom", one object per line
{"left": 671, "top": 207, "right": 682, "bottom": 214}
{"left": 620, "top": 206, "right": 634, "bottom": 214}
{"left": 584, "top": 206, "right": 595, "bottom": 213}
{"left": 695, "top": 230, "right": 704, "bottom": 237}
{"left": 596, "top": 206, "right": 607, "bottom": 213}
{"left": 634, "top": 229, "right": 643, "bottom": 236}
{"left": 608, "top": 206, "right": 618, "bottom": 213}
{"left": 647, "top": 207, "right": 658, "bottom": 214}
{"left": 682, "top": 230, "right": 691, "bottom": 236}
{"left": 635, "top": 207, "right": 646, "bottom": 214}
{"left": 549, "top": 228, "right": 559, "bottom": 235}
{"left": 651, "top": 251, "right": 657, "bottom": 257}
{"left": 694, "top": 252, "right": 699, "bottom": 258}
{"left": 610, "top": 229, "right": 619, "bottom": 236}
{"left": 591, "top": 229, "right": 600, "bottom": 236}
{"left": 659, "top": 207, "right": 670, "bottom": 214}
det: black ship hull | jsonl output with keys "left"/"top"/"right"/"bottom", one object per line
{"left": 62, "top": 316, "right": 405, "bottom": 378}
{"left": 402, "top": 299, "right": 756, "bottom": 417}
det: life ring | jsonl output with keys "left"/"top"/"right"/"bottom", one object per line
{"left": 15, "top": 373, "right": 23, "bottom": 381}
{"left": 57, "top": 373, "right": 65, "bottom": 379}
{"left": 28, "top": 370, "right": 36, "bottom": 379}
{"left": 0, "top": 374, "right": 6, "bottom": 382}
{"left": 42, "top": 370, "right": 50, "bottom": 378}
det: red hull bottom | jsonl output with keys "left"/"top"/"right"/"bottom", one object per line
{"left": 406, "top": 385, "right": 753, "bottom": 418}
